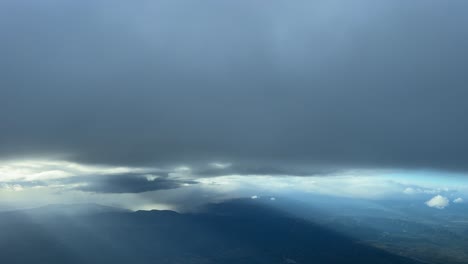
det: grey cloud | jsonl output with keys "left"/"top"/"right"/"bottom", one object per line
{"left": 1, "top": 0, "right": 468, "bottom": 175}
{"left": 68, "top": 174, "right": 196, "bottom": 194}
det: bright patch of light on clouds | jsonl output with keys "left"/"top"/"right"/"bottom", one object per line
{"left": 453, "top": 197, "right": 464, "bottom": 203}
{"left": 198, "top": 175, "right": 405, "bottom": 199}
{"left": 0, "top": 159, "right": 154, "bottom": 182}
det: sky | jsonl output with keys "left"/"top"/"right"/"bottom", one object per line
{"left": 1, "top": 0, "right": 468, "bottom": 211}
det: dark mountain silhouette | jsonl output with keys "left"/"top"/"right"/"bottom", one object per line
{"left": 0, "top": 200, "right": 426, "bottom": 264}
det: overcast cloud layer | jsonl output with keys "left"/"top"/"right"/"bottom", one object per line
{"left": 1, "top": 0, "right": 468, "bottom": 175}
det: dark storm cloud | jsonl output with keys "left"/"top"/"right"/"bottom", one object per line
{"left": 66, "top": 173, "right": 196, "bottom": 194}
{"left": 1, "top": 0, "right": 468, "bottom": 174}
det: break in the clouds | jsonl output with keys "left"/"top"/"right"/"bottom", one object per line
{"left": 1, "top": 0, "right": 468, "bottom": 176}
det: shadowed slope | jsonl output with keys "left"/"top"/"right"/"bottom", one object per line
{"left": 0, "top": 200, "right": 425, "bottom": 264}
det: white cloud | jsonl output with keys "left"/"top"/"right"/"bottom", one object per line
{"left": 403, "top": 187, "right": 417, "bottom": 194}
{"left": 168, "top": 166, "right": 192, "bottom": 178}
{"left": 145, "top": 174, "right": 160, "bottom": 181}
{"left": 251, "top": 195, "right": 258, "bottom": 199}
{"left": 425, "top": 195, "right": 449, "bottom": 209}
{"left": 1, "top": 184, "right": 23, "bottom": 191}
{"left": 403, "top": 187, "right": 441, "bottom": 195}
{"left": 210, "top": 162, "right": 231, "bottom": 169}
{"left": 422, "top": 188, "right": 440, "bottom": 195}
{"left": 453, "top": 197, "right": 464, "bottom": 204}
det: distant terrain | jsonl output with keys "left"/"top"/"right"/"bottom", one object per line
{"left": 0, "top": 200, "right": 425, "bottom": 264}
{"left": 265, "top": 196, "right": 468, "bottom": 264}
